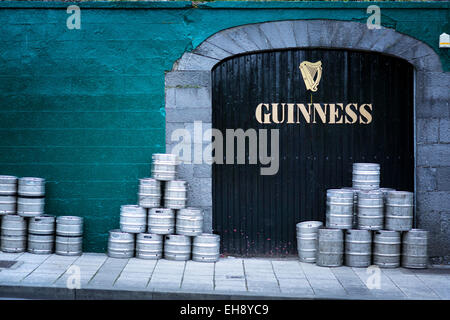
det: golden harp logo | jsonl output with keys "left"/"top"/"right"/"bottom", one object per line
{"left": 299, "top": 61, "right": 322, "bottom": 92}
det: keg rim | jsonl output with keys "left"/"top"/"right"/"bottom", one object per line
{"left": 178, "top": 207, "right": 204, "bottom": 215}
{"left": 345, "top": 229, "right": 372, "bottom": 234}
{"left": 165, "top": 180, "right": 187, "bottom": 185}
{"left": 375, "top": 230, "right": 401, "bottom": 235}
{"left": 296, "top": 221, "right": 323, "bottom": 229}
{"left": 137, "top": 232, "right": 163, "bottom": 238}
{"left": 19, "top": 177, "right": 45, "bottom": 182}
{"left": 149, "top": 208, "right": 174, "bottom": 214}
{"left": 109, "top": 228, "right": 133, "bottom": 234}
{"left": 386, "top": 190, "right": 414, "bottom": 196}
{"left": 406, "top": 228, "right": 428, "bottom": 234}
{"left": 327, "top": 188, "right": 354, "bottom": 194}
{"left": 2, "top": 214, "right": 25, "bottom": 221}
{"left": 357, "top": 189, "right": 383, "bottom": 195}
{"left": 121, "top": 204, "right": 142, "bottom": 209}
{"left": 0, "top": 175, "right": 18, "bottom": 181}
{"left": 318, "top": 227, "right": 343, "bottom": 234}
{"left": 352, "top": 162, "right": 381, "bottom": 168}
{"left": 56, "top": 215, "right": 84, "bottom": 222}
{"left": 30, "top": 214, "right": 55, "bottom": 220}
{"left": 152, "top": 153, "right": 179, "bottom": 159}
{"left": 165, "top": 234, "right": 190, "bottom": 240}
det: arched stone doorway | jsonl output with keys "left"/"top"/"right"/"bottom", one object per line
{"left": 165, "top": 20, "right": 448, "bottom": 257}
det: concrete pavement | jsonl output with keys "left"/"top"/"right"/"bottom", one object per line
{"left": 0, "top": 252, "right": 448, "bottom": 300}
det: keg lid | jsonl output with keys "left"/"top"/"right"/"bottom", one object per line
{"left": 296, "top": 221, "right": 323, "bottom": 230}
{"left": 327, "top": 188, "right": 354, "bottom": 195}
{"left": 387, "top": 190, "right": 413, "bottom": 197}
{"left": 407, "top": 228, "right": 428, "bottom": 235}
{"left": 0, "top": 175, "right": 18, "bottom": 182}
{"left": 150, "top": 208, "right": 174, "bottom": 214}
{"left": 318, "top": 227, "right": 343, "bottom": 234}
{"left": 139, "top": 177, "right": 159, "bottom": 183}
{"left": 120, "top": 205, "right": 146, "bottom": 213}
{"left": 30, "top": 214, "right": 55, "bottom": 222}
{"left": 179, "top": 207, "right": 203, "bottom": 215}
{"left": 56, "top": 216, "right": 83, "bottom": 223}
{"left": 353, "top": 163, "right": 380, "bottom": 169}
{"left": 346, "top": 229, "right": 371, "bottom": 235}
{"left": 138, "top": 233, "right": 162, "bottom": 240}
{"left": 165, "top": 180, "right": 187, "bottom": 186}
{"left": 357, "top": 189, "right": 383, "bottom": 196}
{"left": 165, "top": 234, "right": 190, "bottom": 240}
{"left": 2, "top": 214, "right": 24, "bottom": 221}
{"left": 375, "top": 230, "right": 400, "bottom": 236}
{"left": 19, "top": 177, "right": 45, "bottom": 183}
{"left": 152, "top": 153, "right": 180, "bottom": 164}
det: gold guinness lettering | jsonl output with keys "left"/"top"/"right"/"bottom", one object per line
{"left": 255, "top": 103, "right": 373, "bottom": 125}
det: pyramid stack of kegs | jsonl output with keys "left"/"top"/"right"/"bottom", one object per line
{"left": 107, "top": 153, "right": 220, "bottom": 263}
{"left": 296, "top": 162, "right": 427, "bottom": 269}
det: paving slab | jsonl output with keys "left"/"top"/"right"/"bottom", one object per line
{"left": 278, "top": 278, "right": 314, "bottom": 295}
{"left": 16, "top": 253, "right": 51, "bottom": 263}
{"left": 0, "top": 252, "right": 25, "bottom": 260}
{"left": 352, "top": 266, "right": 407, "bottom": 298}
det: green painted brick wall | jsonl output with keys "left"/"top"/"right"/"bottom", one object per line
{"left": 0, "top": 1, "right": 448, "bottom": 252}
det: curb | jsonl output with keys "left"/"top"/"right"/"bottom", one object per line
{"left": 0, "top": 284, "right": 408, "bottom": 300}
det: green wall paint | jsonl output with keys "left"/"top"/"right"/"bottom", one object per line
{"left": 0, "top": 1, "right": 448, "bottom": 252}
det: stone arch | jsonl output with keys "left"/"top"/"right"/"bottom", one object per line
{"left": 165, "top": 19, "right": 449, "bottom": 257}
{"left": 172, "top": 20, "right": 443, "bottom": 72}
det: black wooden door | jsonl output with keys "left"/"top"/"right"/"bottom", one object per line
{"left": 212, "top": 49, "right": 414, "bottom": 256}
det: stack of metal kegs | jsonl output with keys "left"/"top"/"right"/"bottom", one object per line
{"left": 107, "top": 153, "right": 220, "bottom": 263}
{"left": 296, "top": 163, "right": 428, "bottom": 269}
{"left": 0, "top": 175, "right": 84, "bottom": 256}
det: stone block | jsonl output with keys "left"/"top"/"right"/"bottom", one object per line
{"left": 416, "top": 100, "right": 449, "bottom": 119}
{"left": 187, "top": 177, "right": 212, "bottom": 207}
{"left": 165, "top": 87, "right": 176, "bottom": 108}
{"left": 165, "top": 71, "right": 211, "bottom": 88}
{"left": 440, "top": 119, "right": 450, "bottom": 142}
{"left": 416, "top": 167, "right": 437, "bottom": 192}
{"left": 206, "top": 29, "right": 249, "bottom": 55}
{"left": 177, "top": 163, "right": 194, "bottom": 180}
{"left": 371, "top": 30, "right": 404, "bottom": 53}
{"left": 333, "top": 21, "right": 366, "bottom": 49}
{"left": 272, "top": 21, "right": 297, "bottom": 48}
{"left": 259, "top": 21, "right": 287, "bottom": 49}
{"left": 166, "top": 107, "right": 211, "bottom": 123}
{"left": 417, "top": 118, "right": 439, "bottom": 144}
{"left": 411, "top": 54, "right": 442, "bottom": 72}
{"left": 193, "top": 41, "right": 232, "bottom": 61}
{"left": 417, "top": 144, "right": 450, "bottom": 167}
{"left": 417, "top": 192, "right": 450, "bottom": 213}
{"left": 292, "top": 20, "right": 309, "bottom": 47}
{"left": 193, "top": 163, "right": 212, "bottom": 178}
{"left": 174, "top": 87, "right": 211, "bottom": 109}
{"left": 384, "top": 33, "right": 420, "bottom": 57}
{"left": 357, "top": 28, "right": 389, "bottom": 51}
{"left": 436, "top": 167, "right": 450, "bottom": 191}
{"left": 175, "top": 53, "right": 219, "bottom": 71}
{"left": 235, "top": 24, "right": 271, "bottom": 51}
